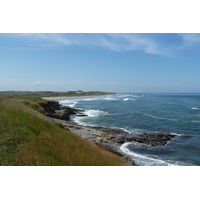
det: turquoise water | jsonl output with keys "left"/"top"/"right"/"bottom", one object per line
{"left": 59, "top": 93, "right": 200, "bottom": 166}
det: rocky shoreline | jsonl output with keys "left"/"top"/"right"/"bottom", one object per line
{"left": 40, "top": 101, "right": 191, "bottom": 166}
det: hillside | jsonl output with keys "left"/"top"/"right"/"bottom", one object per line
{"left": 0, "top": 96, "right": 127, "bottom": 166}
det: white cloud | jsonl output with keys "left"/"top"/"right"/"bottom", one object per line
{"left": 180, "top": 33, "right": 200, "bottom": 45}
{"left": 98, "top": 34, "right": 160, "bottom": 54}
{"left": 37, "top": 33, "right": 81, "bottom": 46}
{"left": 8, "top": 33, "right": 186, "bottom": 56}
{"left": 32, "top": 81, "right": 42, "bottom": 86}
{"left": 12, "top": 33, "right": 81, "bottom": 47}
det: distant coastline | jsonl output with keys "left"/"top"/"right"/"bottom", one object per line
{"left": 0, "top": 91, "right": 116, "bottom": 98}
{"left": 42, "top": 94, "right": 116, "bottom": 100}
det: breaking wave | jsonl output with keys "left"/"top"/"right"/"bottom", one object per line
{"left": 120, "top": 142, "right": 181, "bottom": 166}
{"left": 192, "top": 107, "right": 200, "bottom": 110}
{"left": 59, "top": 99, "right": 78, "bottom": 107}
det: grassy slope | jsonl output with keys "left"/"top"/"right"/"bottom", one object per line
{"left": 0, "top": 97, "right": 127, "bottom": 166}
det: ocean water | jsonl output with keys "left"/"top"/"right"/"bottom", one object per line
{"left": 59, "top": 93, "right": 200, "bottom": 166}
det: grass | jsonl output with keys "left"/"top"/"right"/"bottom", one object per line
{"left": 0, "top": 97, "right": 128, "bottom": 166}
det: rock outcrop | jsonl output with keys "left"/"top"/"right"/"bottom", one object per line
{"left": 116, "top": 132, "right": 191, "bottom": 146}
{"left": 39, "top": 101, "right": 85, "bottom": 121}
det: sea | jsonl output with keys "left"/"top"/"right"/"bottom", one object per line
{"left": 58, "top": 93, "right": 200, "bottom": 166}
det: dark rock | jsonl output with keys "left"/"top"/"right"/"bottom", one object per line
{"left": 77, "top": 114, "right": 88, "bottom": 117}
{"left": 63, "top": 107, "right": 77, "bottom": 115}
{"left": 116, "top": 132, "right": 189, "bottom": 146}
{"left": 46, "top": 112, "right": 70, "bottom": 121}
{"left": 39, "top": 101, "right": 61, "bottom": 113}
{"left": 40, "top": 101, "right": 82, "bottom": 121}
{"left": 181, "top": 135, "right": 192, "bottom": 138}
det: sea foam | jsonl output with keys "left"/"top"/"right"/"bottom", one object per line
{"left": 73, "top": 109, "right": 109, "bottom": 126}
{"left": 59, "top": 99, "right": 78, "bottom": 107}
{"left": 120, "top": 142, "right": 179, "bottom": 166}
{"left": 84, "top": 109, "right": 109, "bottom": 117}
{"left": 192, "top": 107, "right": 200, "bottom": 110}
{"left": 123, "top": 98, "right": 132, "bottom": 101}
{"left": 103, "top": 97, "right": 117, "bottom": 100}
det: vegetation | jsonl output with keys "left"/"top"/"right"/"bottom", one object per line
{"left": 0, "top": 91, "right": 116, "bottom": 98}
{"left": 0, "top": 97, "right": 127, "bottom": 166}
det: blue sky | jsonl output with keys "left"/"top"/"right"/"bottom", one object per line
{"left": 1, "top": 33, "right": 200, "bottom": 93}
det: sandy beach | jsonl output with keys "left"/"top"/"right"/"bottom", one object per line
{"left": 42, "top": 94, "right": 116, "bottom": 100}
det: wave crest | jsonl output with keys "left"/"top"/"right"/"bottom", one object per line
{"left": 120, "top": 142, "right": 180, "bottom": 166}
{"left": 192, "top": 107, "right": 200, "bottom": 110}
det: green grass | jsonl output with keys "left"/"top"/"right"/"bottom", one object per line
{"left": 0, "top": 97, "right": 128, "bottom": 166}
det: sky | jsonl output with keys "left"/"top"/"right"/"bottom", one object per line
{"left": 1, "top": 33, "right": 200, "bottom": 93}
